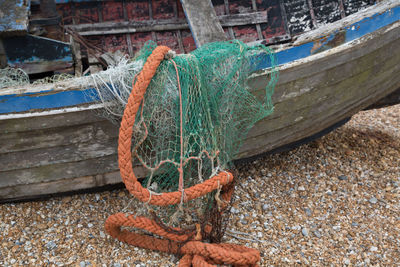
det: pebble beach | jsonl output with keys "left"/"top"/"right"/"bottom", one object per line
{"left": 1, "top": 104, "right": 399, "bottom": 266}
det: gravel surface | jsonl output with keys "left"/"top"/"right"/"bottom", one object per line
{"left": 1, "top": 104, "right": 399, "bottom": 266}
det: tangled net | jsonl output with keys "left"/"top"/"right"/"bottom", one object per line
{"left": 0, "top": 67, "right": 76, "bottom": 89}
{"left": 92, "top": 40, "right": 278, "bottom": 266}
{"left": 0, "top": 67, "right": 30, "bottom": 89}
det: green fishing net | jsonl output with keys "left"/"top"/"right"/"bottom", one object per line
{"left": 91, "top": 39, "right": 278, "bottom": 235}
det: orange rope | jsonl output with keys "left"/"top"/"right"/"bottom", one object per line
{"left": 105, "top": 46, "right": 260, "bottom": 266}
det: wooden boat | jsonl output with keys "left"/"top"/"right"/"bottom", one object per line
{"left": 0, "top": 0, "right": 399, "bottom": 202}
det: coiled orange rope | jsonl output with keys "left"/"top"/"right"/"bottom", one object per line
{"left": 105, "top": 46, "right": 260, "bottom": 266}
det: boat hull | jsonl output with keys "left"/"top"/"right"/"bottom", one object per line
{"left": 0, "top": 3, "right": 399, "bottom": 202}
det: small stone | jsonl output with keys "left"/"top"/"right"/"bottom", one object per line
{"left": 80, "top": 261, "right": 86, "bottom": 267}
{"left": 298, "top": 186, "right": 305, "bottom": 191}
{"left": 95, "top": 194, "right": 100, "bottom": 201}
{"left": 257, "top": 232, "right": 263, "bottom": 238}
{"left": 37, "top": 223, "right": 47, "bottom": 230}
{"left": 113, "top": 263, "right": 121, "bottom": 267}
{"left": 370, "top": 246, "right": 378, "bottom": 252}
{"left": 262, "top": 204, "right": 269, "bottom": 211}
{"left": 10, "top": 259, "right": 16, "bottom": 264}
{"left": 369, "top": 197, "right": 378, "bottom": 204}
{"left": 292, "top": 225, "right": 301, "bottom": 231}
{"left": 351, "top": 222, "right": 359, "bottom": 227}
{"left": 304, "top": 208, "right": 312, "bottom": 216}
{"left": 338, "top": 175, "right": 348, "bottom": 181}
{"left": 45, "top": 241, "right": 57, "bottom": 251}
{"left": 313, "top": 230, "right": 321, "bottom": 238}
{"left": 301, "top": 228, "right": 309, "bottom": 236}
{"left": 240, "top": 219, "right": 248, "bottom": 225}
{"left": 344, "top": 258, "right": 350, "bottom": 265}
{"left": 100, "top": 231, "right": 106, "bottom": 238}
{"left": 230, "top": 207, "right": 239, "bottom": 214}
{"left": 88, "top": 223, "right": 93, "bottom": 228}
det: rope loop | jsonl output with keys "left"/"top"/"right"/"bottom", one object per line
{"left": 105, "top": 45, "right": 261, "bottom": 266}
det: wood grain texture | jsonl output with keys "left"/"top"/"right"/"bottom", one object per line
{"left": 180, "top": 0, "right": 228, "bottom": 46}
{"left": 66, "top": 11, "right": 268, "bottom": 37}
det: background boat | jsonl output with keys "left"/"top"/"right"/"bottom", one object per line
{"left": 0, "top": 0, "right": 399, "bottom": 202}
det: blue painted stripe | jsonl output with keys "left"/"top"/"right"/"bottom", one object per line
{"left": 1, "top": 5, "right": 399, "bottom": 115}
{"left": 0, "top": 89, "right": 98, "bottom": 114}
{"left": 258, "top": 5, "right": 400, "bottom": 69}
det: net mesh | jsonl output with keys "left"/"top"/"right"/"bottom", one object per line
{"left": 0, "top": 67, "right": 75, "bottom": 89}
{"left": 91, "top": 40, "right": 278, "bottom": 236}
{"left": 0, "top": 40, "right": 278, "bottom": 246}
{"left": 0, "top": 67, "right": 30, "bottom": 89}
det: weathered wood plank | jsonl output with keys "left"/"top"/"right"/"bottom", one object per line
{"left": 66, "top": 11, "right": 268, "bottom": 37}
{"left": 219, "top": 11, "right": 268, "bottom": 27}
{"left": 0, "top": 171, "right": 122, "bottom": 202}
{"left": 264, "top": 54, "right": 398, "bottom": 133}
{"left": 0, "top": 120, "right": 118, "bottom": 153}
{"left": 0, "top": 138, "right": 117, "bottom": 172}
{"left": 238, "top": 47, "right": 400, "bottom": 158}
{"left": 1, "top": 124, "right": 96, "bottom": 153}
{"left": 246, "top": 25, "right": 400, "bottom": 137}
{"left": 0, "top": 108, "right": 109, "bottom": 134}
{"left": 245, "top": 61, "right": 399, "bottom": 149}
{"left": 179, "top": 0, "right": 227, "bottom": 45}
{"left": 238, "top": 69, "right": 399, "bottom": 159}
{"left": 0, "top": 154, "right": 118, "bottom": 188}
{"left": 2, "top": 35, "right": 73, "bottom": 74}
{"left": 252, "top": 26, "right": 399, "bottom": 106}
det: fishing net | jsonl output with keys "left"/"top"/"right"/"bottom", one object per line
{"left": 0, "top": 67, "right": 30, "bottom": 89}
{"left": 95, "top": 40, "right": 278, "bottom": 265}
{"left": 0, "top": 67, "right": 75, "bottom": 89}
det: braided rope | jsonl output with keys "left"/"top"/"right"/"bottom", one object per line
{"left": 105, "top": 45, "right": 260, "bottom": 266}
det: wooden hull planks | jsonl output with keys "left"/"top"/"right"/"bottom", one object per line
{"left": 0, "top": 1, "right": 399, "bottom": 201}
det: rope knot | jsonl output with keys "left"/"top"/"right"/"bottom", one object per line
{"left": 165, "top": 50, "right": 177, "bottom": 60}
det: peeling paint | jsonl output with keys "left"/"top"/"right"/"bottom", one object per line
{"left": 0, "top": 0, "right": 29, "bottom": 35}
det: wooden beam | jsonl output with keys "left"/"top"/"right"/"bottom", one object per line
{"left": 279, "top": 0, "right": 291, "bottom": 41}
{"left": 148, "top": 0, "right": 157, "bottom": 41}
{"left": 173, "top": 0, "right": 185, "bottom": 53}
{"left": 2, "top": 34, "right": 73, "bottom": 74}
{"left": 70, "top": 35, "right": 82, "bottom": 76}
{"left": 338, "top": 0, "right": 346, "bottom": 19}
{"left": 39, "top": 0, "right": 62, "bottom": 40}
{"left": 307, "top": 0, "right": 318, "bottom": 29}
{"left": 180, "top": 0, "right": 227, "bottom": 46}
{"left": 0, "top": 39, "right": 7, "bottom": 68}
{"left": 224, "top": 0, "right": 235, "bottom": 39}
{"left": 67, "top": 11, "right": 269, "bottom": 37}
